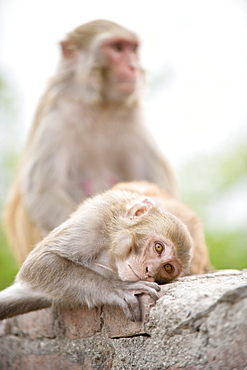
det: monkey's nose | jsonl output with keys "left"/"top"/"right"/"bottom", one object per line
{"left": 128, "top": 63, "right": 135, "bottom": 70}
{"left": 145, "top": 267, "right": 155, "bottom": 281}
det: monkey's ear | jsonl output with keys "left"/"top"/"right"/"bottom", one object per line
{"left": 127, "top": 198, "right": 155, "bottom": 220}
{"left": 60, "top": 40, "right": 77, "bottom": 59}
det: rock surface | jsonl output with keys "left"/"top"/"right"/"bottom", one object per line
{"left": 0, "top": 269, "right": 247, "bottom": 369}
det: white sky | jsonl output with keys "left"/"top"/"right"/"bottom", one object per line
{"left": 0, "top": 0, "right": 247, "bottom": 231}
{"left": 1, "top": 0, "right": 247, "bottom": 169}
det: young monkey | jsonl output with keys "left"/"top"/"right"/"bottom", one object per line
{"left": 0, "top": 182, "right": 194, "bottom": 322}
{"left": 113, "top": 181, "right": 211, "bottom": 275}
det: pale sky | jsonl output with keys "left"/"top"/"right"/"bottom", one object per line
{"left": 0, "top": 0, "right": 247, "bottom": 229}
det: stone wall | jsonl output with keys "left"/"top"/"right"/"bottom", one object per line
{"left": 0, "top": 269, "right": 246, "bottom": 369}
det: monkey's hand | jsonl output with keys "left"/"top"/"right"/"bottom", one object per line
{"left": 111, "top": 281, "right": 160, "bottom": 321}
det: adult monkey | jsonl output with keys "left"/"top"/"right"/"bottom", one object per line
{"left": 4, "top": 20, "right": 177, "bottom": 265}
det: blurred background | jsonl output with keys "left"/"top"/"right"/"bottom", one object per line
{"left": 0, "top": 0, "right": 247, "bottom": 289}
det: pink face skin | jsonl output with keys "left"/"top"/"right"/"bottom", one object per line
{"left": 103, "top": 37, "right": 140, "bottom": 93}
{"left": 116, "top": 235, "right": 183, "bottom": 284}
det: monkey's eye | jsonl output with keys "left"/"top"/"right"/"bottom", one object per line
{"left": 164, "top": 264, "right": 172, "bottom": 273}
{"left": 130, "top": 43, "right": 138, "bottom": 52}
{"left": 154, "top": 242, "right": 163, "bottom": 254}
{"left": 111, "top": 42, "right": 124, "bottom": 52}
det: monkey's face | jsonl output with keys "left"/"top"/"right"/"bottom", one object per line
{"left": 101, "top": 37, "right": 142, "bottom": 95}
{"left": 115, "top": 235, "right": 183, "bottom": 284}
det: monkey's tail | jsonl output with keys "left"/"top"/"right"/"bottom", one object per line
{"left": 0, "top": 282, "right": 51, "bottom": 320}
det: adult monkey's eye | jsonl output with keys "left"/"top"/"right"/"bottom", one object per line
{"left": 155, "top": 242, "right": 163, "bottom": 254}
{"left": 130, "top": 43, "right": 138, "bottom": 52}
{"left": 111, "top": 42, "right": 123, "bottom": 52}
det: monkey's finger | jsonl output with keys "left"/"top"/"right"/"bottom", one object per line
{"left": 141, "top": 281, "right": 161, "bottom": 291}
{"left": 117, "top": 295, "right": 141, "bottom": 321}
{"left": 127, "top": 281, "right": 160, "bottom": 292}
{"left": 126, "top": 282, "right": 160, "bottom": 300}
{"left": 137, "top": 287, "right": 159, "bottom": 301}
{"left": 124, "top": 297, "right": 142, "bottom": 322}
{"left": 126, "top": 287, "right": 159, "bottom": 301}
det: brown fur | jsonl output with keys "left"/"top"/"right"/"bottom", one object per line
{"left": 113, "top": 181, "right": 212, "bottom": 274}
{"left": 4, "top": 20, "right": 177, "bottom": 265}
{"left": 0, "top": 183, "right": 192, "bottom": 321}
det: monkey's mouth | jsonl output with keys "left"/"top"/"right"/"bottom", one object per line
{"left": 115, "top": 81, "right": 137, "bottom": 94}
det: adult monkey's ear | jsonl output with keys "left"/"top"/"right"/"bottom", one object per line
{"left": 60, "top": 40, "right": 77, "bottom": 59}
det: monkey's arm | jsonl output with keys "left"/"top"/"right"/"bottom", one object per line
{"left": 0, "top": 250, "right": 159, "bottom": 322}
{"left": 22, "top": 113, "right": 78, "bottom": 235}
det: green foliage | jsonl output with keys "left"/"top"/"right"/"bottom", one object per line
{"left": 179, "top": 138, "right": 247, "bottom": 270}
{"left": 0, "top": 74, "right": 19, "bottom": 289}
{"left": 0, "top": 225, "right": 18, "bottom": 290}
{"left": 180, "top": 140, "right": 247, "bottom": 210}
{"left": 206, "top": 228, "right": 247, "bottom": 270}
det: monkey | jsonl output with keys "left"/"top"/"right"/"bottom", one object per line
{"left": 0, "top": 182, "right": 193, "bottom": 322}
{"left": 3, "top": 19, "right": 177, "bottom": 265}
{"left": 113, "top": 181, "right": 211, "bottom": 274}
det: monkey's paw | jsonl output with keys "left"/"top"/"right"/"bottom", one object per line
{"left": 112, "top": 281, "right": 160, "bottom": 321}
